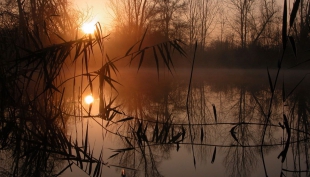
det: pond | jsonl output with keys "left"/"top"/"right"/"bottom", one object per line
{"left": 1, "top": 67, "right": 309, "bottom": 177}
{"left": 63, "top": 68, "right": 310, "bottom": 177}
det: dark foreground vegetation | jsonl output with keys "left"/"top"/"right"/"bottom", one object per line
{"left": 0, "top": 0, "right": 310, "bottom": 177}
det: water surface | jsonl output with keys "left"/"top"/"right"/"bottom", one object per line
{"left": 63, "top": 68, "right": 310, "bottom": 177}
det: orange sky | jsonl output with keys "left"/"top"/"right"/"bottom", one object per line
{"left": 72, "top": 0, "right": 113, "bottom": 30}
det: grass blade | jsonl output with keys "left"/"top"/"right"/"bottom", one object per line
{"left": 277, "top": 114, "right": 291, "bottom": 163}
{"left": 163, "top": 43, "right": 173, "bottom": 68}
{"left": 288, "top": 36, "right": 297, "bottom": 57}
{"left": 157, "top": 45, "right": 170, "bottom": 71}
{"left": 186, "top": 41, "right": 197, "bottom": 169}
{"left": 108, "top": 152, "right": 120, "bottom": 159}
{"left": 282, "top": 0, "right": 287, "bottom": 50}
{"left": 211, "top": 146, "right": 216, "bottom": 164}
{"left": 138, "top": 50, "right": 145, "bottom": 71}
{"left": 84, "top": 122, "right": 89, "bottom": 156}
{"left": 94, "top": 150, "right": 103, "bottom": 177}
{"left": 286, "top": 74, "right": 308, "bottom": 100}
{"left": 200, "top": 127, "right": 204, "bottom": 143}
{"left": 116, "top": 117, "right": 134, "bottom": 123}
{"left": 290, "top": 0, "right": 300, "bottom": 27}
{"left": 138, "top": 28, "right": 148, "bottom": 50}
{"left": 267, "top": 68, "right": 274, "bottom": 93}
{"left": 181, "top": 126, "right": 186, "bottom": 141}
{"left": 169, "top": 132, "right": 182, "bottom": 143}
{"left": 282, "top": 80, "right": 286, "bottom": 102}
{"left": 75, "top": 146, "right": 83, "bottom": 169}
{"left": 125, "top": 41, "right": 139, "bottom": 56}
{"left": 230, "top": 125, "right": 240, "bottom": 145}
{"left": 55, "top": 162, "right": 73, "bottom": 176}
{"left": 124, "top": 137, "right": 134, "bottom": 148}
{"left": 212, "top": 104, "right": 217, "bottom": 123}
{"left": 153, "top": 46, "right": 160, "bottom": 78}
{"left": 169, "top": 40, "right": 187, "bottom": 57}
{"left": 153, "top": 118, "right": 159, "bottom": 142}
{"left": 176, "top": 143, "right": 180, "bottom": 151}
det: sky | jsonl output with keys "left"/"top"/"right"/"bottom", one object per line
{"left": 70, "top": 0, "right": 299, "bottom": 39}
{"left": 72, "top": 0, "right": 114, "bottom": 30}
{"left": 71, "top": 0, "right": 297, "bottom": 29}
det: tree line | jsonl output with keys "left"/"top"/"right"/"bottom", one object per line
{"left": 107, "top": 0, "right": 310, "bottom": 68}
{"left": 1, "top": 0, "right": 309, "bottom": 68}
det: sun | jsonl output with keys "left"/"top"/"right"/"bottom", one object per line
{"left": 81, "top": 21, "right": 97, "bottom": 34}
{"left": 84, "top": 95, "right": 94, "bottom": 104}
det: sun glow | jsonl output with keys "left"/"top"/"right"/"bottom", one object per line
{"left": 81, "top": 21, "right": 97, "bottom": 34}
{"left": 84, "top": 95, "right": 94, "bottom": 104}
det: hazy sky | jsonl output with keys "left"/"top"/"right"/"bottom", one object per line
{"left": 72, "top": 0, "right": 114, "bottom": 29}
{"left": 71, "top": 0, "right": 297, "bottom": 38}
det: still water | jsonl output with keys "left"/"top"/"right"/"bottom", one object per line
{"left": 61, "top": 68, "right": 310, "bottom": 177}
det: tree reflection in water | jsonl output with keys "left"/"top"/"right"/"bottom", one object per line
{"left": 2, "top": 59, "right": 310, "bottom": 177}
{"left": 97, "top": 69, "right": 310, "bottom": 177}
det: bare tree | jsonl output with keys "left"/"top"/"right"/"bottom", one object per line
{"left": 198, "top": 0, "right": 220, "bottom": 50}
{"left": 226, "top": 0, "right": 255, "bottom": 49}
{"left": 108, "top": 0, "right": 158, "bottom": 40}
{"left": 187, "top": 0, "right": 220, "bottom": 50}
{"left": 151, "top": 0, "right": 187, "bottom": 40}
{"left": 247, "top": 0, "right": 280, "bottom": 46}
{"left": 187, "top": 0, "right": 199, "bottom": 47}
{"left": 219, "top": 6, "right": 227, "bottom": 44}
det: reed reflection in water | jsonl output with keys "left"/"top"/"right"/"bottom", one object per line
{"left": 1, "top": 66, "right": 310, "bottom": 177}
{"left": 64, "top": 68, "right": 310, "bottom": 177}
